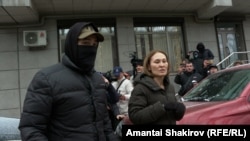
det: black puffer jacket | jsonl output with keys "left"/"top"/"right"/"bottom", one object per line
{"left": 196, "top": 42, "right": 214, "bottom": 60}
{"left": 19, "top": 55, "right": 119, "bottom": 141}
{"left": 19, "top": 22, "right": 119, "bottom": 141}
{"left": 128, "top": 74, "right": 178, "bottom": 124}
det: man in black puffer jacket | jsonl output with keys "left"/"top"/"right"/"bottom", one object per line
{"left": 18, "top": 22, "right": 120, "bottom": 141}
{"left": 196, "top": 42, "right": 214, "bottom": 60}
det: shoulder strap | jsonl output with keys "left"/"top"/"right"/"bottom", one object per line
{"left": 116, "top": 79, "right": 126, "bottom": 92}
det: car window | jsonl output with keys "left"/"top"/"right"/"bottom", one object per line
{"left": 183, "top": 69, "right": 250, "bottom": 102}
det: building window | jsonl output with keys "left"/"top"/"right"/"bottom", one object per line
{"left": 133, "top": 17, "right": 185, "bottom": 72}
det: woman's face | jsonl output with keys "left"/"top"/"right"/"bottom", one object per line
{"left": 149, "top": 52, "right": 168, "bottom": 77}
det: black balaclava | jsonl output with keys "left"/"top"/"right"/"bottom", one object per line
{"left": 77, "top": 45, "right": 98, "bottom": 73}
{"left": 196, "top": 42, "right": 205, "bottom": 53}
{"left": 64, "top": 22, "right": 103, "bottom": 73}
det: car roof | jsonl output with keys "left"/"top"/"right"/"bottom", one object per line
{"left": 216, "top": 63, "right": 250, "bottom": 74}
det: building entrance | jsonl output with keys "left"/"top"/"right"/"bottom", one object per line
{"left": 216, "top": 23, "right": 247, "bottom": 69}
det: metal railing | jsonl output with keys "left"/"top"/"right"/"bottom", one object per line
{"left": 216, "top": 51, "right": 250, "bottom": 69}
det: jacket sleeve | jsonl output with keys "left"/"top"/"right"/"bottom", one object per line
{"left": 103, "top": 105, "right": 120, "bottom": 141}
{"left": 124, "top": 80, "right": 134, "bottom": 100}
{"left": 107, "top": 84, "right": 120, "bottom": 103}
{"left": 111, "top": 103, "right": 120, "bottom": 116}
{"left": 19, "top": 72, "right": 52, "bottom": 141}
{"left": 174, "top": 74, "right": 182, "bottom": 84}
{"left": 205, "top": 49, "right": 214, "bottom": 59}
{"left": 128, "top": 86, "right": 166, "bottom": 124}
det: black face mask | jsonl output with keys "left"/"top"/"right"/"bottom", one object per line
{"left": 77, "top": 45, "right": 98, "bottom": 73}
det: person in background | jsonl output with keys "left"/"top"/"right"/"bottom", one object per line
{"left": 186, "top": 51, "right": 204, "bottom": 75}
{"left": 181, "top": 58, "right": 189, "bottom": 65}
{"left": 112, "top": 67, "right": 134, "bottom": 137}
{"left": 177, "top": 62, "right": 186, "bottom": 75}
{"left": 135, "top": 59, "right": 144, "bottom": 74}
{"left": 101, "top": 74, "right": 120, "bottom": 131}
{"left": 201, "top": 59, "right": 214, "bottom": 78}
{"left": 174, "top": 61, "right": 203, "bottom": 97}
{"left": 111, "top": 66, "right": 134, "bottom": 128}
{"left": 177, "top": 58, "right": 189, "bottom": 74}
{"left": 128, "top": 50, "right": 186, "bottom": 125}
{"left": 232, "top": 60, "right": 244, "bottom": 67}
{"left": 208, "top": 64, "right": 219, "bottom": 75}
{"left": 101, "top": 74, "right": 120, "bottom": 104}
{"left": 123, "top": 71, "right": 132, "bottom": 80}
{"left": 174, "top": 62, "right": 186, "bottom": 100}
{"left": 18, "top": 22, "right": 120, "bottom": 141}
{"left": 130, "top": 59, "right": 144, "bottom": 84}
{"left": 196, "top": 42, "right": 215, "bottom": 60}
